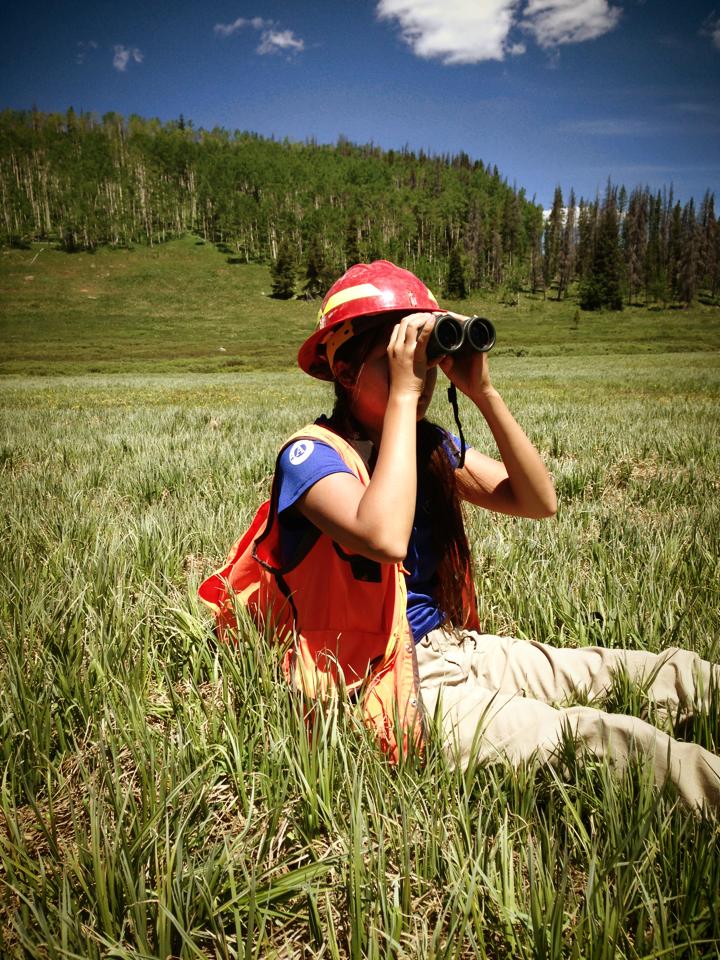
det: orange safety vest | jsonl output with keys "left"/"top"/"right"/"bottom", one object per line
{"left": 199, "top": 422, "right": 479, "bottom": 761}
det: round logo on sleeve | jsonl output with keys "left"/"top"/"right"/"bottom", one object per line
{"left": 288, "top": 440, "right": 314, "bottom": 466}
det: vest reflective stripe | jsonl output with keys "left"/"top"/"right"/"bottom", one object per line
{"left": 199, "top": 422, "right": 478, "bottom": 761}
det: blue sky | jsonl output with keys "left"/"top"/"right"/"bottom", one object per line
{"left": 2, "top": 1, "right": 719, "bottom": 208}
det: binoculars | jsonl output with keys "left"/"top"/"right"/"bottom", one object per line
{"left": 426, "top": 314, "right": 496, "bottom": 362}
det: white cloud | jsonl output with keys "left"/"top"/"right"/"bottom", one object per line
{"left": 214, "top": 16, "right": 304, "bottom": 56}
{"left": 376, "top": 0, "right": 621, "bottom": 64}
{"left": 257, "top": 29, "right": 305, "bottom": 55}
{"left": 376, "top": 0, "right": 521, "bottom": 64}
{"left": 701, "top": 13, "right": 720, "bottom": 50}
{"left": 521, "top": 0, "right": 622, "bottom": 47}
{"left": 214, "top": 17, "right": 269, "bottom": 38}
{"left": 113, "top": 45, "right": 143, "bottom": 72}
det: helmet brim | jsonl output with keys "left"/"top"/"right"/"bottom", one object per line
{"left": 297, "top": 310, "right": 430, "bottom": 381}
{"left": 297, "top": 325, "right": 337, "bottom": 381}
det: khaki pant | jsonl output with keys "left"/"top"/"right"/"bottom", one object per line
{"left": 417, "top": 629, "right": 720, "bottom": 810}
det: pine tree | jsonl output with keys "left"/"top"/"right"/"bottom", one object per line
{"left": 678, "top": 200, "right": 698, "bottom": 306}
{"left": 578, "top": 274, "right": 602, "bottom": 311}
{"left": 623, "top": 188, "right": 647, "bottom": 305}
{"left": 576, "top": 198, "right": 597, "bottom": 286}
{"left": 617, "top": 184, "right": 627, "bottom": 216}
{"left": 699, "top": 191, "right": 718, "bottom": 300}
{"left": 645, "top": 192, "right": 667, "bottom": 305}
{"left": 543, "top": 186, "right": 564, "bottom": 295}
{"left": 302, "top": 236, "right": 329, "bottom": 300}
{"left": 270, "top": 240, "right": 295, "bottom": 299}
{"left": 580, "top": 184, "right": 622, "bottom": 311}
{"left": 527, "top": 212, "right": 544, "bottom": 296}
{"left": 597, "top": 185, "right": 623, "bottom": 310}
{"left": 667, "top": 202, "right": 683, "bottom": 303}
{"left": 445, "top": 246, "right": 467, "bottom": 298}
{"left": 558, "top": 188, "right": 576, "bottom": 300}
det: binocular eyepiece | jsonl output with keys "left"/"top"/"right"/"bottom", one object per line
{"left": 426, "top": 314, "right": 496, "bottom": 362}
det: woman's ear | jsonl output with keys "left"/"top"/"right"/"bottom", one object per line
{"left": 334, "top": 362, "right": 355, "bottom": 389}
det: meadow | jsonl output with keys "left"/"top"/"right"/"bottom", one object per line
{"left": 1, "top": 239, "right": 719, "bottom": 958}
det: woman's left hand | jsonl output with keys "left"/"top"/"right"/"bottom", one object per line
{"left": 437, "top": 314, "right": 493, "bottom": 399}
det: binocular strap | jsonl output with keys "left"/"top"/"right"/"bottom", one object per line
{"left": 446, "top": 384, "right": 467, "bottom": 470}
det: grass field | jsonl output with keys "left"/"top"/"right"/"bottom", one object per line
{"left": 3, "top": 236, "right": 720, "bottom": 376}
{"left": 1, "top": 240, "right": 720, "bottom": 958}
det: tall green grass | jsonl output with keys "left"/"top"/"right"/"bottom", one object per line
{"left": 1, "top": 345, "right": 719, "bottom": 957}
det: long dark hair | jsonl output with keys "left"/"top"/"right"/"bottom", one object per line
{"left": 328, "top": 318, "right": 472, "bottom": 627}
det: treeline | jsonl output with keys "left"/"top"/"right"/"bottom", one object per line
{"left": 0, "top": 108, "right": 539, "bottom": 298}
{"left": 1, "top": 108, "right": 718, "bottom": 308}
{"left": 542, "top": 184, "right": 719, "bottom": 309}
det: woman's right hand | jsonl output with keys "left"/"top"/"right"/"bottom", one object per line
{"left": 386, "top": 313, "right": 435, "bottom": 399}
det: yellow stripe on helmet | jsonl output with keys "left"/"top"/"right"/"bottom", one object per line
{"left": 316, "top": 283, "right": 383, "bottom": 328}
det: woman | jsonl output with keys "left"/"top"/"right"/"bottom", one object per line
{"left": 201, "top": 260, "right": 719, "bottom": 809}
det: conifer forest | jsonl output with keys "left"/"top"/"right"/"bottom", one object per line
{"left": 1, "top": 108, "right": 718, "bottom": 309}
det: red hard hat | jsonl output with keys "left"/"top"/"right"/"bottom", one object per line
{"left": 297, "top": 260, "right": 440, "bottom": 380}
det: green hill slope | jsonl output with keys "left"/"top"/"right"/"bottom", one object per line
{"left": 2, "top": 237, "right": 719, "bottom": 376}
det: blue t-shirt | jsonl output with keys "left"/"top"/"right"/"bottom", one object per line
{"left": 275, "top": 426, "right": 464, "bottom": 642}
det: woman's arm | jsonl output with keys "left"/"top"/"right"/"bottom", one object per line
{"left": 441, "top": 341, "right": 557, "bottom": 520}
{"left": 297, "top": 315, "right": 434, "bottom": 563}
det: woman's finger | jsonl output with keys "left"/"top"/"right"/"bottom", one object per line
{"left": 403, "top": 314, "right": 431, "bottom": 346}
{"left": 387, "top": 322, "right": 401, "bottom": 354}
{"left": 414, "top": 316, "right": 434, "bottom": 358}
{"left": 400, "top": 317, "right": 419, "bottom": 349}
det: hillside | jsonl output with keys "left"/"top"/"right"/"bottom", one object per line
{"left": 0, "top": 108, "right": 540, "bottom": 298}
{"left": 2, "top": 237, "right": 719, "bottom": 377}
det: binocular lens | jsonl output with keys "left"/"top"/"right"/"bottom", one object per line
{"left": 433, "top": 315, "right": 464, "bottom": 351}
{"left": 464, "top": 316, "right": 496, "bottom": 352}
{"left": 426, "top": 313, "right": 496, "bottom": 361}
